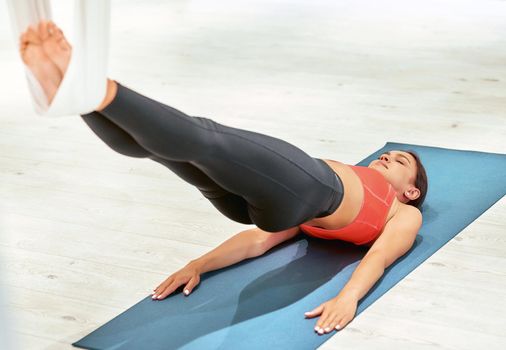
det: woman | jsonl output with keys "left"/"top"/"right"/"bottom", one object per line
{"left": 19, "top": 21, "right": 428, "bottom": 335}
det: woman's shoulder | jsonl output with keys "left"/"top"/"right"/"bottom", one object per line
{"left": 400, "top": 202, "right": 422, "bottom": 215}
{"left": 384, "top": 198, "right": 421, "bottom": 227}
{"left": 394, "top": 202, "right": 423, "bottom": 223}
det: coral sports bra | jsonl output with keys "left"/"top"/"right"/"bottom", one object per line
{"left": 299, "top": 165, "right": 397, "bottom": 246}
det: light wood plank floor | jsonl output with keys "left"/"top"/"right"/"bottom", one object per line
{"left": 0, "top": 0, "right": 504, "bottom": 349}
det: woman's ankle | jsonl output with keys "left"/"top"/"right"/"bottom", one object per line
{"left": 96, "top": 79, "right": 118, "bottom": 111}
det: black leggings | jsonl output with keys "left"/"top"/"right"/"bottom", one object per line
{"left": 80, "top": 83, "right": 344, "bottom": 232}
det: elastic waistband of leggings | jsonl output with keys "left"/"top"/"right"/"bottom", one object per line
{"left": 314, "top": 159, "right": 345, "bottom": 218}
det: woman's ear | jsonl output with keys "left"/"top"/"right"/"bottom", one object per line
{"left": 404, "top": 186, "right": 420, "bottom": 201}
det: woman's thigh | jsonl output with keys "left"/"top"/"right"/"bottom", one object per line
{"left": 80, "top": 112, "right": 253, "bottom": 225}
{"left": 149, "top": 157, "right": 253, "bottom": 225}
{"left": 191, "top": 120, "right": 344, "bottom": 230}
{"left": 86, "top": 84, "right": 344, "bottom": 231}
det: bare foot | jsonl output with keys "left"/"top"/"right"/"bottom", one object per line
{"left": 21, "top": 20, "right": 113, "bottom": 112}
{"left": 38, "top": 20, "right": 72, "bottom": 76}
{"left": 19, "top": 25, "right": 63, "bottom": 104}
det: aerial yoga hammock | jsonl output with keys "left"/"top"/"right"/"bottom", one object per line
{"left": 6, "top": 0, "right": 111, "bottom": 117}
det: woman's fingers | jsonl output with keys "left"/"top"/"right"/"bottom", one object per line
{"left": 183, "top": 276, "right": 200, "bottom": 296}
{"left": 152, "top": 277, "right": 174, "bottom": 298}
{"left": 153, "top": 277, "right": 171, "bottom": 292}
{"left": 154, "top": 277, "right": 172, "bottom": 291}
{"left": 152, "top": 276, "right": 200, "bottom": 299}
{"left": 152, "top": 265, "right": 202, "bottom": 300}
{"left": 154, "top": 280, "right": 181, "bottom": 300}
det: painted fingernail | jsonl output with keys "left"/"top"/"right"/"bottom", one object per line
{"left": 184, "top": 289, "right": 189, "bottom": 295}
{"left": 324, "top": 327, "right": 330, "bottom": 332}
{"left": 152, "top": 294, "right": 157, "bottom": 299}
{"left": 318, "top": 329, "right": 324, "bottom": 334}
{"left": 335, "top": 324, "right": 341, "bottom": 330}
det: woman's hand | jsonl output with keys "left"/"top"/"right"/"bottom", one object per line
{"left": 304, "top": 293, "right": 358, "bottom": 334}
{"left": 152, "top": 262, "right": 202, "bottom": 300}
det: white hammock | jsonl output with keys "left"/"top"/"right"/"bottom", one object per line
{"left": 6, "top": 0, "right": 111, "bottom": 117}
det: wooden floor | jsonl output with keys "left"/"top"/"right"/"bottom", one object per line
{"left": 0, "top": 0, "right": 505, "bottom": 349}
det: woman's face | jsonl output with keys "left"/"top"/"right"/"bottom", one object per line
{"left": 368, "top": 150, "right": 420, "bottom": 203}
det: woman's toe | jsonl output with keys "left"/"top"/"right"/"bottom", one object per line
{"left": 19, "top": 32, "right": 27, "bottom": 46}
{"left": 38, "top": 20, "right": 49, "bottom": 39}
{"left": 26, "top": 26, "right": 40, "bottom": 43}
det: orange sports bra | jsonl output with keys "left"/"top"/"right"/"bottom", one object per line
{"left": 299, "top": 165, "right": 397, "bottom": 246}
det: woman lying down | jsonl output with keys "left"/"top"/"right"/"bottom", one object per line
{"left": 18, "top": 20, "right": 428, "bottom": 335}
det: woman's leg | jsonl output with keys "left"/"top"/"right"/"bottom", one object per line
{"left": 80, "top": 111, "right": 253, "bottom": 224}
{"left": 89, "top": 82, "right": 344, "bottom": 232}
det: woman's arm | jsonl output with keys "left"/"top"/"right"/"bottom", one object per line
{"left": 189, "top": 228, "right": 265, "bottom": 274}
{"left": 154, "top": 227, "right": 275, "bottom": 299}
{"left": 340, "top": 205, "right": 423, "bottom": 300}
{"left": 191, "top": 226, "right": 300, "bottom": 274}
{"left": 305, "top": 205, "right": 423, "bottom": 334}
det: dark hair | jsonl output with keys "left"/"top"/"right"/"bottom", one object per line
{"left": 401, "top": 149, "right": 428, "bottom": 211}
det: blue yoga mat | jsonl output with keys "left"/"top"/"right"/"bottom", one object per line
{"left": 72, "top": 142, "right": 506, "bottom": 350}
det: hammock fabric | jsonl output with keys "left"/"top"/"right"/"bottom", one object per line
{"left": 6, "top": 0, "right": 110, "bottom": 117}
